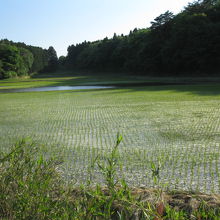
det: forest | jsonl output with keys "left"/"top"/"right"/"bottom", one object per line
{"left": 1, "top": 0, "right": 220, "bottom": 79}
{"left": 0, "top": 40, "right": 58, "bottom": 79}
{"left": 65, "top": 0, "right": 220, "bottom": 76}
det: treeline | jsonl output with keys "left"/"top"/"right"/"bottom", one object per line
{"left": 65, "top": 0, "right": 220, "bottom": 76}
{"left": 0, "top": 39, "right": 58, "bottom": 79}
{"left": 1, "top": 0, "right": 219, "bottom": 79}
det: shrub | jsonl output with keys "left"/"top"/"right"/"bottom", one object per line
{"left": 4, "top": 71, "right": 17, "bottom": 79}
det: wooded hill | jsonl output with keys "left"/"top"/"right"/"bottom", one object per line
{"left": 64, "top": 0, "right": 220, "bottom": 77}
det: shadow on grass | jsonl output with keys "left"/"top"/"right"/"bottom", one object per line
{"left": 117, "top": 84, "right": 220, "bottom": 96}
{"left": 62, "top": 83, "right": 220, "bottom": 97}
{"left": 32, "top": 73, "right": 220, "bottom": 96}
{"left": 1, "top": 71, "right": 220, "bottom": 96}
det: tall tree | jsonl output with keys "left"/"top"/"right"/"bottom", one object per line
{"left": 45, "top": 46, "right": 58, "bottom": 72}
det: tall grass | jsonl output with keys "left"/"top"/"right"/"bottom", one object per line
{"left": 0, "top": 139, "right": 69, "bottom": 219}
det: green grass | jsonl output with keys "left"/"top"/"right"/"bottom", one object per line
{"left": 0, "top": 75, "right": 220, "bottom": 193}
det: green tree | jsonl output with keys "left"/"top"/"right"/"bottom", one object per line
{"left": 150, "top": 11, "right": 174, "bottom": 30}
{"left": 0, "top": 44, "right": 20, "bottom": 78}
{"left": 17, "top": 47, "right": 34, "bottom": 76}
{"left": 58, "top": 56, "right": 66, "bottom": 66}
{"left": 45, "top": 46, "right": 58, "bottom": 72}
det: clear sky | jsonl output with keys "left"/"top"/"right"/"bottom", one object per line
{"left": 0, "top": 0, "right": 193, "bottom": 57}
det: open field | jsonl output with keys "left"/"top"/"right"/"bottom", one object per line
{"left": 0, "top": 75, "right": 220, "bottom": 193}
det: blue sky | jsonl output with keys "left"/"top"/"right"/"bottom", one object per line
{"left": 0, "top": 0, "right": 193, "bottom": 57}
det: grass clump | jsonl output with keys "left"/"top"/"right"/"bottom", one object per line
{"left": 0, "top": 139, "right": 69, "bottom": 219}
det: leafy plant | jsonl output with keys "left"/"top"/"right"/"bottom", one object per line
{"left": 151, "top": 161, "right": 161, "bottom": 185}
{"left": 0, "top": 139, "right": 68, "bottom": 219}
{"left": 97, "top": 133, "right": 122, "bottom": 191}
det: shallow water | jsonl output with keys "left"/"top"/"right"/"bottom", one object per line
{"left": 0, "top": 85, "right": 114, "bottom": 93}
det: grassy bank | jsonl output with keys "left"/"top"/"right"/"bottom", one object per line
{"left": 1, "top": 139, "right": 220, "bottom": 219}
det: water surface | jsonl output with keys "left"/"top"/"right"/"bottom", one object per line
{"left": 0, "top": 86, "right": 114, "bottom": 93}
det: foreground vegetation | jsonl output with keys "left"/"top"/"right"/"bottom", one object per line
{"left": 1, "top": 138, "right": 220, "bottom": 219}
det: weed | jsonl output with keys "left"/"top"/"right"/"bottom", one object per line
{"left": 0, "top": 139, "right": 68, "bottom": 219}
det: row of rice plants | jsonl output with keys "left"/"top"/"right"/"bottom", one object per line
{"left": 0, "top": 88, "right": 219, "bottom": 192}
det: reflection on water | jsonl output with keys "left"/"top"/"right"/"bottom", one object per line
{"left": 0, "top": 86, "right": 114, "bottom": 93}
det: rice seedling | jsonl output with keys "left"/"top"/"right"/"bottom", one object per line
{"left": 0, "top": 81, "right": 220, "bottom": 193}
